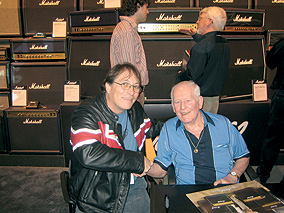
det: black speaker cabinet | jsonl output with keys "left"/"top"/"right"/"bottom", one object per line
{"left": 22, "top": 0, "right": 77, "bottom": 37}
{"left": 255, "top": 0, "right": 284, "bottom": 30}
{"left": 141, "top": 35, "right": 196, "bottom": 100}
{"left": 149, "top": 0, "right": 193, "bottom": 8}
{"left": 11, "top": 62, "right": 67, "bottom": 106}
{"left": 79, "top": 0, "right": 105, "bottom": 10}
{"left": 68, "top": 36, "right": 111, "bottom": 99}
{"left": 0, "top": 61, "right": 10, "bottom": 90}
{"left": 0, "top": 113, "right": 6, "bottom": 152}
{"left": 0, "top": 0, "right": 22, "bottom": 37}
{"left": 5, "top": 106, "right": 62, "bottom": 154}
{"left": 220, "top": 35, "right": 266, "bottom": 101}
{"left": 196, "top": 0, "right": 252, "bottom": 8}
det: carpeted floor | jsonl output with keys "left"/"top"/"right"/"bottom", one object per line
{"left": 0, "top": 166, "right": 69, "bottom": 213}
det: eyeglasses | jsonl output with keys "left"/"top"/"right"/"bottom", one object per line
{"left": 114, "top": 82, "right": 142, "bottom": 93}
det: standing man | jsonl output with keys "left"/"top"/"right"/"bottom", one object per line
{"left": 110, "top": 0, "right": 150, "bottom": 107}
{"left": 257, "top": 37, "right": 284, "bottom": 184}
{"left": 68, "top": 63, "right": 163, "bottom": 212}
{"left": 147, "top": 81, "right": 250, "bottom": 185}
{"left": 178, "top": 6, "right": 230, "bottom": 114}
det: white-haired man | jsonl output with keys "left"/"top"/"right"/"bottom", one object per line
{"left": 178, "top": 6, "right": 230, "bottom": 114}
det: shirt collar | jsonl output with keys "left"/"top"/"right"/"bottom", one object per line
{"left": 119, "top": 16, "right": 138, "bottom": 30}
{"left": 175, "top": 110, "right": 215, "bottom": 131}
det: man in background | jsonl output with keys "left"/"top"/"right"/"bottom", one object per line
{"left": 110, "top": 0, "right": 150, "bottom": 107}
{"left": 257, "top": 37, "right": 284, "bottom": 184}
{"left": 178, "top": 6, "right": 230, "bottom": 114}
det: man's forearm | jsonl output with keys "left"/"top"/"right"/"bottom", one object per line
{"left": 147, "top": 163, "right": 167, "bottom": 178}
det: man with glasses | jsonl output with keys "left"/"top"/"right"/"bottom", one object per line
{"left": 68, "top": 63, "right": 163, "bottom": 212}
{"left": 110, "top": 0, "right": 150, "bottom": 107}
{"left": 178, "top": 6, "right": 230, "bottom": 114}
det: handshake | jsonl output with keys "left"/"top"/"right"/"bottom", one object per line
{"left": 134, "top": 156, "right": 154, "bottom": 178}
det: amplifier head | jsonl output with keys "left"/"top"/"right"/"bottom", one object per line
{"left": 5, "top": 106, "right": 62, "bottom": 154}
{"left": 10, "top": 38, "right": 67, "bottom": 61}
{"left": 68, "top": 36, "right": 111, "bottom": 99}
{"left": 196, "top": 0, "right": 252, "bottom": 9}
{"left": 138, "top": 8, "right": 200, "bottom": 33}
{"left": 0, "top": 61, "right": 10, "bottom": 90}
{"left": 223, "top": 8, "right": 265, "bottom": 33}
{"left": 11, "top": 62, "right": 67, "bottom": 106}
{"left": 0, "top": 0, "right": 22, "bottom": 37}
{"left": 69, "top": 8, "right": 120, "bottom": 35}
{"left": 22, "top": 0, "right": 77, "bottom": 37}
{"left": 142, "top": 35, "right": 196, "bottom": 100}
{"left": 221, "top": 35, "right": 266, "bottom": 101}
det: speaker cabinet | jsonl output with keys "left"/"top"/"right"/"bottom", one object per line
{"left": 142, "top": 35, "right": 196, "bottom": 100}
{"left": 68, "top": 36, "right": 111, "bottom": 99}
{"left": 0, "top": 61, "right": 10, "bottom": 90}
{"left": 11, "top": 62, "right": 67, "bottom": 106}
{"left": 0, "top": 0, "right": 22, "bottom": 37}
{"left": 149, "top": 0, "right": 193, "bottom": 8}
{"left": 0, "top": 91, "right": 11, "bottom": 112}
{"left": 22, "top": 0, "right": 77, "bottom": 37}
{"left": 220, "top": 35, "right": 266, "bottom": 101}
{"left": 5, "top": 107, "right": 62, "bottom": 154}
{"left": 255, "top": 0, "right": 284, "bottom": 30}
{"left": 196, "top": 0, "right": 252, "bottom": 8}
{"left": 79, "top": 0, "right": 105, "bottom": 10}
{"left": 0, "top": 113, "right": 6, "bottom": 152}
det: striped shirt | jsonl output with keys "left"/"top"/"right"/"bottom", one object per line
{"left": 110, "top": 16, "right": 149, "bottom": 86}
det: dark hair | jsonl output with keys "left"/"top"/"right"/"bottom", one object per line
{"left": 121, "top": 0, "right": 151, "bottom": 16}
{"left": 101, "top": 63, "right": 142, "bottom": 91}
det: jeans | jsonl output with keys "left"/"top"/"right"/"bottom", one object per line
{"left": 257, "top": 89, "right": 284, "bottom": 183}
{"left": 75, "top": 177, "right": 150, "bottom": 213}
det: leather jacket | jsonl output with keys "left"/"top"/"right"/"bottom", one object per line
{"left": 68, "top": 92, "right": 162, "bottom": 212}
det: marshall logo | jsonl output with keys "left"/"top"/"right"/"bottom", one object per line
{"left": 29, "top": 44, "right": 48, "bottom": 50}
{"left": 272, "top": 0, "right": 284, "bottom": 3}
{"left": 81, "top": 59, "right": 101, "bottom": 66}
{"left": 23, "top": 118, "right": 43, "bottom": 124}
{"left": 213, "top": 0, "right": 234, "bottom": 3}
{"left": 84, "top": 16, "right": 101, "bottom": 22}
{"left": 67, "top": 81, "right": 78, "bottom": 85}
{"left": 155, "top": 0, "right": 176, "bottom": 3}
{"left": 234, "top": 58, "right": 253, "bottom": 66}
{"left": 255, "top": 80, "right": 265, "bottom": 84}
{"left": 39, "top": 0, "right": 60, "bottom": 6}
{"left": 14, "top": 86, "right": 25, "bottom": 90}
{"left": 55, "top": 18, "right": 65, "bottom": 22}
{"left": 232, "top": 121, "right": 248, "bottom": 135}
{"left": 233, "top": 15, "right": 252, "bottom": 23}
{"left": 157, "top": 60, "right": 182, "bottom": 67}
{"left": 29, "top": 83, "right": 51, "bottom": 90}
{"left": 97, "top": 0, "right": 104, "bottom": 4}
{"left": 156, "top": 13, "right": 182, "bottom": 21}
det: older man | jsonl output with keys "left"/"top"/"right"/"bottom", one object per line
{"left": 178, "top": 6, "right": 230, "bottom": 113}
{"left": 68, "top": 63, "right": 163, "bottom": 212}
{"left": 147, "top": 81, "right": 250, "bottom": 186}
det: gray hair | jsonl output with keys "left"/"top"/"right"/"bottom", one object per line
{"left": 201, "top": 6, "right": 227, "bottom": 31}
{"left": 170, "top": 81, "right": 201, "bottom": 101}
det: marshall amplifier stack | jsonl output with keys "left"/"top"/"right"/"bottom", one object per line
{"left": 69, "top": 8, "right": 120, "bottom": 35}
{"left": 223, "top": 8, "right": 265, "bottom": 33}
{"left": 79, "top": 0, "right": 105, "bottom": 10}
{"left": 138, "top": 8, "right": 199, "bottom": 33}
{"left": 22, "top": 0, "right": 77, "bottom": 37}
{"left": 4, "top": 106, "right": 62, "bottom": 154}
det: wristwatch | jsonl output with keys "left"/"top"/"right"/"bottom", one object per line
{"left": 230, "top": 171, "right": 240, "bottom": 180}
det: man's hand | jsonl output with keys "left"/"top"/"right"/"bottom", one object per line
{"left": 179, "top": 28, "right": 197, "bottom": 36}
{"left": 134, "top": 156, "right": 153, "bottom": 177}
{"left": 214, "top": 174, "right": 239, "bottom": 186}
